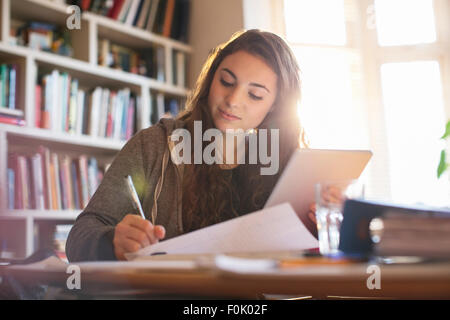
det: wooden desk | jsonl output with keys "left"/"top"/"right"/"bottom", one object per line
{"left": 2, "top": 255, "right": 450, "bottom": 299}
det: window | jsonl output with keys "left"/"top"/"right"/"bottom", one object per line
{"left": 380, "top": 61, "right": 448, "bottom": 205}
{"left": 294, "top": 47, "right": 368, "bottom": 150}
{"left": 284, "top": 0, "right": 347, "bottom": 45}
{"left": 375, "top": 0, "right": 437, "bottom": 46}
{"left": 281, "top": 0, "right": 450, "bottom": 206}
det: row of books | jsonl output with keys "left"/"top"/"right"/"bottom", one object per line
{"left": 0, "top": 64, "right": 18, "bottom": 110}
{"left": 99, "top": 39, "right": 187, "bottom": 87}
{"left": 12, "top": 21, "right": 73, "bottom": 57}
{"left": 7, "top": 147, "right": 109, "bottom": 211}
{"left": 67, "top": 0, "right": 190, "bottom": 42}
{"left": 149, "top": 91, "right": 184, "bottom": 125}
{"left": 98, "top": 39, "right": 166, "bottom": 81}
{"left": 36, "top": 70, "right": 138, "bottom": 141}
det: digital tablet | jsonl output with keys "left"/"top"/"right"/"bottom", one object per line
{"left": 264, "top": 149, "right": 373, "bottom": 237}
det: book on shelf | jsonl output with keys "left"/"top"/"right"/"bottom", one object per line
{"left": 35, "top": 85, "right": 42, "bottom": 128}
{"left": 38, "top": 146, "right": 51, "bottom": 210}
{"left": 145, "top": 0, "right": 160, "bottom": 32}
{"left": 171, "top": 0, "right": 190, "bottom": 43}
{"left": 0, "top": 114, "right": 25, "bottom": 126}
{"left": 153, "top": 0, "right": 167, "bottom": 35}
{"left": 54, "top": 224, "right": 73, "bottom": 262}
{"left": 67, "top": 0, "right": 191, "bottom": 42}
{"left": 0, "top": 64, "right": 19, "bottom": 110}
{"left": 7, "top": 153, "right": 21, "bottom": 210}
{"left": 51, "top": 152, "right": 62, "bottom": 210}
{"left": 155, "top": 46, "right": 165, "bottom": 82}
{"left": 149, "top": 91, "right": 183, "bottom": 125}
{"left": 7, "top": 168, "right": 15, "bottom": 210}
{"left": 31, "top": 153, "right": 46, "bottom": 210}
{"left": 9, "top": 154, "right": 32, "bottom": 210}
{"left": 125, "top": 0, "right": 141, "bottom": 26}
{"left": 172, "top": 50, "right": 187, "bottom": 87}
{"left": 136, "top": 0, "right": 152, "bottom": 29}
{"left": 7, "top": 147, "right": 110, "bottom": 211}
{"left": 162, "top": 0, "right": 175, "bottom": 38}
{"left": 108, "top": 0, "right": 126, "bottom": 20}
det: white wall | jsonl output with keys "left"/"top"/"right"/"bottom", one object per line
{"left": 188, "top": 0, "right": 280, "bottom": 88}
{"left": 188, "top": 0, "right": 244, "bottom": 87}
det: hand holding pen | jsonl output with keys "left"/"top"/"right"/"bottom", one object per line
{"left": 111, "top": 175, "right": 166, "bottom": 261}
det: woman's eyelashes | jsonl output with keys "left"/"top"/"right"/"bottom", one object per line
{"left": 220, "top": 78, "right": 233, "bottom": 87}
{"left": 220, "top": 78, "right": 263, "bottom": 101}
{"left": 249, "top": 93, "right": 263, "bottom": 101}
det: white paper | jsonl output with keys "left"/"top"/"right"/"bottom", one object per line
{"left": 213, "top": 254, "right": 278, "bottom": 273}
{"left": 126, "top": 202, "right": 319, "bottom": 260}
{"left": 8, "top": 256, "right": 68, "bottom": 271}
{"left": 7, "top": 256, "right": 197, "bottom": 273}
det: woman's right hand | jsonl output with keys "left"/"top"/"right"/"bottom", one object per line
{"left": 113, "top": 214, "right": 166, "bottom": 261}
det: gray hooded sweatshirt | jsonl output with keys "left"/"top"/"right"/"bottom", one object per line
{"left": 66, "top": 118, "right": 186, "bottom": 262}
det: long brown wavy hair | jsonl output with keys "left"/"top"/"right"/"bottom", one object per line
{"left": 176, "top": 29, "right": 308, "bottom": 232}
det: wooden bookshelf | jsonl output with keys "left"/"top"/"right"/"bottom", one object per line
{"left": 0, "top": 0, "right": 192, "bottom": 258}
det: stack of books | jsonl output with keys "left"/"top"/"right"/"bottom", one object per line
{"left": 374, "top": 207, "right": 450, "bottom": 258}
{"left": 68, "top": 0, "right": 191, "bottom": 42}
{"left": 36, "top": 69, "right": 138, "bottom": 141}
{"left": 340, "top": 199, "right": 450, "bottom": 259}
{"left": 7, "top": 147, "right": 109, "bottom": 211}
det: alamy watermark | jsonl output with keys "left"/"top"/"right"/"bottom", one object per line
{"left": 66, "top": 264, "right": 81, "bottom": 290}
{"left": 66, "top": 5, "right": 81, "bottom": 30}
{"left": 366, "top": 264, "right": 381, "bottom": 290}
{"left": 170, "top": 121, "right": 280, "bottom": 175}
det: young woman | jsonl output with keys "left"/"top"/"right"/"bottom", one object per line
{"left": 66, "top": 29, "right": 310, "bottom": 261}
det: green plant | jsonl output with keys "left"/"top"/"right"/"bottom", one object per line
{"left": 437, "top": 120, "right": 450, "bottom": 178}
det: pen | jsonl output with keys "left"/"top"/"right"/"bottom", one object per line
{"left": 125, "top": 175, "right": 146, "bottom": 220}
{"left": 279, "top": 256, "right": 365, "bottom": 268}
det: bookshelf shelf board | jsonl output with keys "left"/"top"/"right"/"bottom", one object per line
{"left": 85, "top": 12, "right": 192, "bottom": 53}
{"left": 34, "top": 50, "right": 145, "bottom": 90}
{"left": 0, "top": 42, "right": 29, "bottom": 58}
{"left": 0, "top": 107, "right": 23, "bottom": 117}
{"left": 0, "top": 123, "right": 125, "bottom": 152}
{"left": 31, "top": 47, "right": 147, "bottom": 87}
{"left": 0, "top": 209, "right": 80, "bottom": 220}
{"left": 11, "top": 0, "right": 69, "bottom": 26}
{"left": 147, "top": 78, "right": 190, "bottom": 96}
